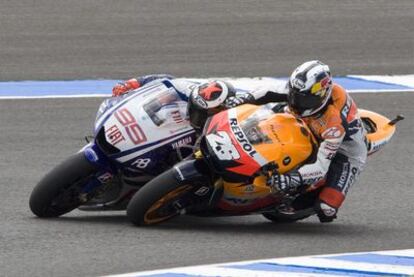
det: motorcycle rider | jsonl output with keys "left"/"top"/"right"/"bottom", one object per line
{"left": 221, "top": 61, "right": 367, "bottom": 223}
{"left": 112, "top": 61, "right": 367, "bottom": 223}
{"left": 112, "top": 74, "right": 286, "bottom": 130}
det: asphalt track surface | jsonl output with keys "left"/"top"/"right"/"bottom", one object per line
{"left": 0, "top": 1, "right": 413, "bottom": 276}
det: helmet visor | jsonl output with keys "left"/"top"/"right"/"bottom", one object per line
{"left": 287, "top": 84, "right": 324, "bottom": 116}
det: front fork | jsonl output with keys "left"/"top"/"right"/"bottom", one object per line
{"left": 172, "top": 156, "right": 223, "bottom": 210}
{"left": 78, "top": 142, "right": 117, "bottom": 195}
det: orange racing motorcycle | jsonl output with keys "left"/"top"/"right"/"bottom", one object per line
{"left": 126, "top": 103, "right": 403, "bottom": 225}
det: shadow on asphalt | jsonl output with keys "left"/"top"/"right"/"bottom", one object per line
{"left": 27, "top": 213, "right": 379, "bottom": 237}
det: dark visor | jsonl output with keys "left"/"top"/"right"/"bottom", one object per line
{"left": 288, "top": 85, "right": 323, "bottom": 114}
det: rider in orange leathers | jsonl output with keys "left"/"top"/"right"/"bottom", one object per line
{"left": 226, "top": 61, "right": 367, "bottom": 222}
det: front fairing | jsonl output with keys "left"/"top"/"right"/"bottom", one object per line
{"left": 202, "top": 104, "right": 314, "bottom": 182}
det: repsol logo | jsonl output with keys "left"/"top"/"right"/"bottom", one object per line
{"left": 229, "top": 118, "right": 258, "bottom": 158}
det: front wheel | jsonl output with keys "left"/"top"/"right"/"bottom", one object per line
{"left": 126, "top": 169, "right": 194, "bottom": 226}
{"left": 29, "top": 152, "right": 99, "bottom": 217}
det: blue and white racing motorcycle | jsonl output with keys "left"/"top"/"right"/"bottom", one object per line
{"left": 30, "top": 80, "right": 197, "bottom": 217}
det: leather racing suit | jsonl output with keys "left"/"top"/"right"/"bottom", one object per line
{"left": 251, "top": 82, "right": 368, "bottom": 222}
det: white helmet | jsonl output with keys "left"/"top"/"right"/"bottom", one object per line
{"left": 190, "top": 80, "right": 235, "bottom": 110}
{"left": 287, "top": 60, "right": 333, "bottom": 117}
{"left": 188, "top": 80, "right": 235, "bottom": 129}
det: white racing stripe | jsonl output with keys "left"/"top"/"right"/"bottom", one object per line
{"left": 349, "top": 75, "right": 414, "bottom": 88}
{"left": 105, "top": 249, "right": 414, "bottom": 277}
{"left": 272, "top": 256, "right": 414, "bottom": 275}
{"left": 1, "top": 75, "right": 414, "bottom": 100}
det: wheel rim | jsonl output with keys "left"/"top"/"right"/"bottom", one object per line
{"left": 143, "top": 185, "right": 192, "bottom": 225}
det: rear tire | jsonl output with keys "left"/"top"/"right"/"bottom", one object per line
{"left": 262, "top": 208, "right": 314, "bottom": 223}
{"left": 29, "top": 152, "right": 98, "bottom": 217}
{"left": 127, "top": 169, "right": 193, "bottom": 226}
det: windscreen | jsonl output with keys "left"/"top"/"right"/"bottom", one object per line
{"left": 240, "top": 105, "right": 274, "bottom": 145}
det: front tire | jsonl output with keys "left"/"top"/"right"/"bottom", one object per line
{"left": 29, "top": 152, "right": 98, "bottom": 217}
{"left": 127, "top": 169, "right": 193, "bottom": 226}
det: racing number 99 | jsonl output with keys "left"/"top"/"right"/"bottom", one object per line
{"left": 115, "top": 108, "right": 147, "bottom": 145}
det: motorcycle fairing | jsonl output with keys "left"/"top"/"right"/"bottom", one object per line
{"left": 204, "top": 104, "right": 314, "bottom": 178}
{"left": 120, "top": 132, "right": 197, "bottom": 176}
{"left": 359, "top": 109, "right": 397, "bottom": 155}
{"left": 93, "top": 81, "right": 196, "bottom": 169}
{"left": 203, "top": 104, "right": 315, "bottom": 212}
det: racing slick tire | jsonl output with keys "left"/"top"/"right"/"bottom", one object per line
{"left": 29, "top": 152, "right": 98, "bottom": 217}
{"left": 262, "top": 208, "right": 314, "bottom": 223}
{"left": 127, "top": 169, "right": 194, "bottom": 226}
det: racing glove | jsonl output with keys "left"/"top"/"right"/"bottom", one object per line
{"left": 112, "top": 78, "right": 141, "bottom": 97}
{"left": 267, "top": 171, "right": 303, "bottom": 195}
{"left": 314, "top": 199, "right": 337, "bottom": 223}
{"left": 224, "top": 93, "right": 255, "bottom": 108}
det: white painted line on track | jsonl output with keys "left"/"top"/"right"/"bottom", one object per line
{"left": 1, "top": 75, "right": 414, "bottom": 99}
{"left": 0, "top": 94, "right": 109, "bottom": 100}
{"left": 349, "top": 74, "right": 414, "bottom": 88}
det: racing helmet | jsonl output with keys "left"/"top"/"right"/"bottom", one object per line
{"left": 287, "top": 60, "right": 333, "bottom": 117}
{"left": 188, "top": 80, "right": 235, "bottom": 130}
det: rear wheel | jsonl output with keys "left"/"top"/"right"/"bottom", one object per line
{"left": 262, "top": 209, "right": 314, "bottom": 223}
{"left": 29, "top": 152, "right": 99, "bottom": 217}
{"left": 127, "top": 169, "right": 194, "bottom": 226}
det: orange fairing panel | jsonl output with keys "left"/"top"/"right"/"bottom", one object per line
{"left": 359, "top": 109, "right": 396, "bottom": 155}
{"left": 256, "top": 114, "right": 314, "bottom": 174}
{"left": 235, "top": 105, "right": 314, "bottom": 174}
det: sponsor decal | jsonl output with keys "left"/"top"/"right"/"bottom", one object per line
{"left": 324, "top": 141, "right": 340, "bottom": 151}
{"left": 283, "top": 156, "right": 291, "bottom": 166}
{"left": 194, "top": 186, "right": 210, "bottom": 196}
{"left": 171, "top": 110, "right": 184, "bottom": 124}
{"left": 322, "top": 126, "right": 343, "bottom": 139}
{"left": 229, "top": 117, "right": 258, "bottom": 158}
{"left": 311, "top": 76, "right": 330, "bottom": 96}
{"left": 269, "top": 124, "right": 282, "bottom": 142}
{"left": 372, "top": 139, "right": 388, "bottom": 151}
{"left": 291, "top": 78, "right": 305, "bottom": 89}
{"left": 97, "top": 172, "right": 113, "bottom": 183}
{"left": 169, "top": 126, "right": 193, "bottom": 135}
{"left": 114, "top": 108, "right": 147, "bottom": 145}
{"left": 344, "top": 167, "right": 358, "bottom": 194}
{"left": 302, "top": 171, "right": 324, "bottom": 178}
{"left": 337, "top": 162, "right": 350, "bottom": 190}
{"left": 321, "top": 202, "right": 336, "bottom": 217}
{"left": 105, "top": 124, "right": 125, "bottom": 146}
{"left": 172, "top": 136, "right": 193, "bottom": 149}
{"left": 131, "top": 158, "right": 151, "bottom": 169}
{"left": 193, "top": 95, "right": 208, "bottom": 109}
{"left": 303, "top": 176, "right": 323, "bottom": 186}
{"left": 206, "top": 131, "right": 241, "bottom": 161}
{"left": 341, "top": 103, "right": 350, "bottom": 119}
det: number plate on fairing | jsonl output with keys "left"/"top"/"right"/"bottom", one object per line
{"left": 97, "top": 82, "right": 194, "bottom": 164}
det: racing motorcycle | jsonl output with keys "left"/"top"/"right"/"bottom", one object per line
{"left": 126, "top": 102, "right": 404, "bottom": 225}
{"left": 30, "top": 80, "right": 197, "bottom": 217}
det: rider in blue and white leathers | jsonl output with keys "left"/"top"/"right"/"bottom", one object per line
{"left": 112, "top": 74, "right": 287, "bottom": 109}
